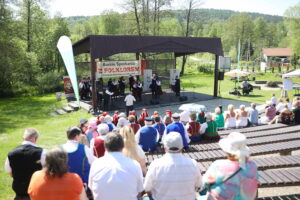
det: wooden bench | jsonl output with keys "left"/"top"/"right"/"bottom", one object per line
{"left": 259, "top": 168, "right": 300, "bottom": 188}
{"left": 258, "top": 194, "right": 300, "bottom": 200}
{"left": 198, "top": 155, "right": 300, "bottom": 173}
{"left": 145, "top": 140, "right": 300, "bottom": 163}
{"left": 191, "top": 132, "right": 300, "bottom": 152}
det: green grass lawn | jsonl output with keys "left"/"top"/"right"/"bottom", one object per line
{"left": 0, "top": 71, "right": 297, "bottom": 199}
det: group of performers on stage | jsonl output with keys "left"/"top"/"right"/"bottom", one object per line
{"left": 150, "top": 73, "right": 163, "bottom": 99}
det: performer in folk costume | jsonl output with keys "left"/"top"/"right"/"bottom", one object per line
{"left": 132, "top": 77, "right": 138, "bottom": 99}
{"left": 174, "top": 75, "right": 181, "bottom": 96}
{"left": 129, "top": 74, "right": 134, "bottom": 91}
{"left": 136, "top": 79, "right": 143, "bottom": 101}
{"left": 156, "top": 78, "right": 163, "bottom": 98}
{"left": 112, "top": 79, "right": 119, "bottom": 97}
{"left": 112, "top": 111, "right": 119, "bottom": 126}
{"left": 150, "top": 73, "right": 158, "bottom": 98}
{"left": 107, "top": 78, "right": 113, "bottom": 92}
{"left": 118, "top": 76, "right": 126, "bottom": 96}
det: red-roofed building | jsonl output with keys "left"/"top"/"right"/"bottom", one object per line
{"left": 262, "top": 48, "right": 294, "bottom": 67}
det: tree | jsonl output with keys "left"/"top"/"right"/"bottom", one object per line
{"left": 100, "top": 10, "right": 121, "bottom": 35}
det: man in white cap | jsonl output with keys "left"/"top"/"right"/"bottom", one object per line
{"left": 164, "top": 113, "right": 190, "bottom": 149}
{"left": 144, "top": 131, "right": 202, "bottom": 200}
{"left": 135, "top": 117, "right": 159, "bottom": 152}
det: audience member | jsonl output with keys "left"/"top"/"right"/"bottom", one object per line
{"left": 62, "top": 127, "right": 94, "bottom": 188}
{"left": 165, "top": 113, "right": 190, "bottom": 149}
{"left": 90, "top": 123, "right": 109, "bottom": 158}
{"left": 88, "top": 132, "right": 143, "bottom": 200}
{"left": 201, "top": 113, "right": 220, "bottom": 140}
{"left": 269, "top": 104, "right": 293, "bottom": 125}
{"left": 276, "top": 99, "right": 285, "bottom": 114}
{"left": 144, "top": 132, "right": 202, "bottom": 200}
{"left": 28, "top": 146, "right": 86, "bottom": 200}
{"left": 152, "top": 116, "right": 166, "bottom": 142}
{"left": 271, "top": 93, "right": 277, "bottom": 106}
{"left": 78, "top": 119, "right": 90, "bottom": 147}
{"left": 85, "top": 123, "right": 99, "bottom": 143}
{"left": 117, "top": 117, "right": 129, "bottom": 128}
{"left": 112, "top": 111, "right": 119, "bottom": 125}
{"left": 186, "top": 113, "right": 201, "bottom": 142}
{"left": 163, "top": 110, "right": 173, "bottom": 126}
{"left": 261, "top": 101, "right": 276, "bottom": 124}
{"left": 293, "top": 103, "right": 300, "bottom": 124}
{"left": 248, "top": 103, "right": 259, "bottom": 126}
{"left": 224, "top": 104, "right": 236, "bottom": 129}
{"left": 5, "top": 128, "right": 47, "bottom": 200}
{"left": 286, "top": 98, "right": 292, "bottom": 110}
{"left": 197, "top": 111, "right": 206, "bottom": 123}
{"left": 293, "top": 97, "right": 300, "bottom": 108}
{"left": 212, "top": 107, "right": 224, "bottom": 129}
{"left": 119, "top": 126, "right": 147, "bottom": 175}
{"left": 200, "top": 132, "right": 258, "bottom": 200}
{"left": 180, "top": 110, "right": 190, "bottom": 125}
{"left": 235, "top": 105, "right": 249, "bottom": 128}
{"left": 135, "top": 117, "right": 159, "bottom": 152}
{"left": 128, "top": 115, "right": 141, "bottom": 134}
{"left": 103, "top": 115, "right": 116, "bottom": 132}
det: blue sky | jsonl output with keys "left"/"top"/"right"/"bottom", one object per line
{"left": 50, "top": 0, "right": 299, "bottom": 17}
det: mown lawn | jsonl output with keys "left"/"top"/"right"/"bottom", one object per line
{"left": 0, "top": 71, "right": 297, "bottom": 199}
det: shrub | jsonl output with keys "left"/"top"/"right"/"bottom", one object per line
{"left": 197, "top": 64, "right": 214, "bottom": 74}
{"left": 266, "top": 81, "right": 278, "bottom": 88}
{"left": 36, "top": 71, "right": 64, "bottom": 94}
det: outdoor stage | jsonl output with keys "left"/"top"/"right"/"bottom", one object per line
{"left": 81, "top": 89, "right": 215, "bottom": 112}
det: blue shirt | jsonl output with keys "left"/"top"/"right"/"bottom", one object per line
{"left": 248, "top": 109, "right": 258, "bottom": 125}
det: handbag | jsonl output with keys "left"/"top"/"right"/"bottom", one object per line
{"left": 199, "top": 167, "right": 242, "bottom": 196}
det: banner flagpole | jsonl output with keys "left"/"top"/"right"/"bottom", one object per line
{"left": 57, "top": 36, "right": 80, "bottom": 108}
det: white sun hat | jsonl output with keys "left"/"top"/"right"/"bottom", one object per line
{"left": 219, "top": 132, "right": 250, "bottom": 165}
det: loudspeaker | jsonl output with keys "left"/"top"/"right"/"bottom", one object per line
{"left": 150, "top": 99, "right": 160, "bottom": 105}
{"left": 218, "top": 72, "right": 224, "bottom": 80}
{"left": 179, "top": 96, "right": 188, "bottom": 101}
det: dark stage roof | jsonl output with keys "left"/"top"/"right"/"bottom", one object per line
{"left": 73, "top": 35, "right": 224, "bottom": 60}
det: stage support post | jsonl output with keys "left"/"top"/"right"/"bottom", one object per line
{"left": 214, "top": 54, "right": 219, "bottom": 97}
{"left": 91, "top": 59, "right": 97, "bottom": 112}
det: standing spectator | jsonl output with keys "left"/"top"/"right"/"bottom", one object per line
{"left": 128, "top": 115, "right": 141, "bottom": 134}
{"left": 201, "top": 113, "right": 220, "bottom": 140}
{"left": 248, "top": 103, "right": 259, "bottom": 126}
{"left": 28, "top": 146, "right": 85, "bottom": 200}
{"left": 186, "top": 113, "right": 201, "bottom": 142}
{"left": 224, "top": 104, "right": 236, "bottom": 129}
{"left": 271, "top": 93, "right": 277, "bottom": 106}
{"left": 201, "top": 132, "right": 258, "bottom": 200}
{"left": 89, "top": 132, "right": 144, "bottom": 200}
{"left": 90, "top": 123, "right": 110, "bottom": 158}
{"left": 213, "top": 107, "right": 224, "bottom": 129}
{"left": 120, "top": 126, "right": 147, "bottom": 176}
{"left": 235, "top": 105, "right": 249, "bottom": 128}
{"left": 152, "top": 116, "right": 166, "bottom": 142}
{"left": 165, "top": 113, "right": 190, "bottom": 149}
{"left": 135, "top": 117, "right": 159, "bottom": 152}
{"left": 124, "top": 92, "right": 136, "bottom": 116}
{"left": 144, "top": 132, "right": 202, "bottom": 200}
{"left": 5, "top": 128, "right": 47, "bottom": 200}
{"left": 62, "top": 127, "right": 94, "bottom": 190}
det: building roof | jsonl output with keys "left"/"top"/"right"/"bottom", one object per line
{"left": 72, "top": 35, "right": 223, "bottom": 59}
{"left": 262, "top": 48, "right": 294, "bottom": 57}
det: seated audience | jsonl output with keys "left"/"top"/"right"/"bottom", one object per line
{"left": 135, "top": 117, "right": 159, "bottom": 152}
{"left": 89, "top": 132, "right": 144, "bottom": 200}
{"left": 286, "top": 98, "right": 292, "bottom": 110}
{"left": 78, "top": 119, "right": 89, "bottom": 147}
{"left": 293, "top": 103, "right": 300, "bottom": 124}
{"left": 213, "top": 107, "right": 224, "bottom": 129}
{"left": 261, "top": 101, "right": 276, "bottom": 124}
{"left": 28, "top": 146, "right": 86, "bottom": 200}
{"left": 90, "top": 123, "right": 109, "bottom": 158}
{"left": 119, "top": 126, "right": 147, "bottom": 176}
{"left": 200, "top": 132, "right": 258, "bottom": 200}
{"left": 269, "top": 104, "right": 294, "bottom": 124}
{"left": 163, "top": 110, "right": 173, "bottom": 126}
{"left": 186, "top": 113, "right": 201, "bottom": 142}
{"left": 248, "top": 103, "right": 259, "bottom": 126}
{"left": 180, "top": 110, "right": 190, "bottom": 125}
{"left": 117, "top": 117, "right": 129, "bottom": 128}
{"left": 5, "top": 128, "right": 47, "bottom": 200}
{"left": 276, "top": 99, "right": 285, "bottom": 114}
{"left": 144, "top": 132, "right": 202, "bottom": 200}
{"left": 85, "top": 123, "right": 99, "bottom": 143}
{"left": 128, "top": 115, "right": 141, "bottom": 134}
{"left": 165, "top": 113, "right": 190, "bottom": 149}
{"left": 62, "top": 127, "right": 94, "bottom": 189}
{"left": 103, "top": 115, "right": 116, "bottom": 132}
{"left": 271, "top": 93, "right": 277, "bottom": 106}
{"left": 197, "top": 111, "right": 206, "bottom": 123}
{"left": 201, "top": 113, "right": 220, "bottom": 140}
{"left": 152, "top": 116, "right": 166, "bottom": 142}
{"left": 224, "top": 104, "right": 236, "bottom": 129}
{"left": 235, "top": 105, "right": 249, "bottom": 128}
{"left": 112, "top": 110, "right": 119, "bottom": 125}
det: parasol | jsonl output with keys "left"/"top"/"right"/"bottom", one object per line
{"left": 178, "top": 103, "right": 207, "bottom": 113}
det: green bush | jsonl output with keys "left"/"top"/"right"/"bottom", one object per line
{"left": 197, "top": 64, "right": 214, "bottom": 74}
{"left": 36, "top": 71, "right": 64, "bottom": 94}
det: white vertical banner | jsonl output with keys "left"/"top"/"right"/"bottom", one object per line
{"left": 57, "top": 36, "right": 80, "bottom": 107}
{"left": 143, "top": 69, "right": 152, "bottom": 92}
{"left": 170, "top": 69, "right": 180, "bottom": 85}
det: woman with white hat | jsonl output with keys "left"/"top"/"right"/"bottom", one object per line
{"left": 199, "top": 132, "right": 258, "bottom": 200}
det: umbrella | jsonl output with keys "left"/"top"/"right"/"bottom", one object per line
{"left": 178, "top": 103, "right": 207, "bottom": 113}
{"left": 224, "top": 69, "right": 250, "bottom": 77}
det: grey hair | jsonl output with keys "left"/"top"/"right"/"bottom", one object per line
{"left": 23, "top": 128, "right": 39, "bottom": 140}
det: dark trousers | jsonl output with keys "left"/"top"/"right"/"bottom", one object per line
{"left": 14, "top": 195, "right": 30, "bottom": 200}
{"left": 126, "top": 105, "right": 134, "bottom": 116}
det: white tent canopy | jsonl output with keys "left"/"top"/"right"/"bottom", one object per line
{"left": 282, "top": 69, "right": 300, "bottom": 78}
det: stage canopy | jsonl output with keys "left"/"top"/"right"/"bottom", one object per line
{"left": 73, "top": 35, "right": 224, "bottom": 59}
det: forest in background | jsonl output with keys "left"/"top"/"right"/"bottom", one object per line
{"left": 1, "top": 0, "right": 300, "bottom": 97}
